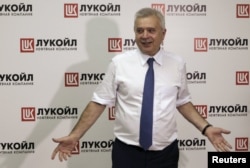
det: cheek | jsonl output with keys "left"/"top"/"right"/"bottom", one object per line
{"left": 154, "top": 35, "right": 164, "bottom": 43}
{"left": 135, "top": 35, "right": 141, "bottom": 41}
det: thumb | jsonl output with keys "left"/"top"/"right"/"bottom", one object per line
{"left": 52, "top": 137, "right": 65, "bottom": 143}
{"left": 221, "top": 128, "right": 231, "bottom": 134}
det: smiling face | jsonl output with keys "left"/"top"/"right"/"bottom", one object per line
{"left": 134, "top": 15, "right": 166, "bottom": 56}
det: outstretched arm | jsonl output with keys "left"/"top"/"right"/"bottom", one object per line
{"left": 177, "top": 102, "right": 232, "bottom": 152}
{"left": 51, "top": 101, "right": 106, "bottom": 161}
{"left": 69, "top": 101, "right": 106, "bottom": 140}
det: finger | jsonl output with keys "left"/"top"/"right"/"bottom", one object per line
{"left": 62, "top": 152, "right": 68, "bottom": 161}
{"left": 59, "top": 151, "right": 64, "bottom": 162}
{"left": 51, "top": 149, "right": 58, "bottom": 160}
{"left": 224, "top": 140, "right": 232, "bottom": 149}
{"left": 218, "top": 143, "right": 228, "bottom": 152}
{"left": 217, "top": 140, "right": 232, "bottom": 152}
{"left": 67, "top": 152, "right": 72, "bottom": 158}
{"left": 222, "top": 140, "right": 232, "bottom": 151}
{"left": 214, "top": 144, "right": 220, "bottom": 152}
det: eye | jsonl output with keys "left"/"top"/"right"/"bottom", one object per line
{"left": 147, "top": 28, "right": 156, "bottom": 33}
{"left": 136, "top": 28, "right": 144, "bottom": 34}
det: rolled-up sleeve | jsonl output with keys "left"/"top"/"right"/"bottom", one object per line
{"left": 91, "top": 61, "right": 117, "bottom": 107}
{"left": 176, "top": 63, "right": 192, "bottom": 107}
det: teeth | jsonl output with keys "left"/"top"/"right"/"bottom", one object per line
{"left": 142, "top": 41, "right": 150, "bottom": 43}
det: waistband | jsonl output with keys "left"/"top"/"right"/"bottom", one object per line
{"left": 115, "top": 138, "right": 178, "bottom": 152}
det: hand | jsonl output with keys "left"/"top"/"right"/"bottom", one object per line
{"left": 51, "top": 136, "right": 78, "bottom": 162}
{"left": 205, "top": 126, "right": 232, "bottom": 152}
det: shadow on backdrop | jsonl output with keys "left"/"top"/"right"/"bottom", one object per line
{"left": 0, "top": 17, "right": 119, "bottom": 168}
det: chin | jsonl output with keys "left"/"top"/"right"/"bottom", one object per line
{"left": 142, "top": 48, "right": 153, "bottom": 54}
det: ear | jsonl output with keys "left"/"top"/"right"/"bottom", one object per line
{"left": 163, "top": 28, "right": 167, "bottom": 35}
{"left": 162, "top": 28, "right": 167, "bottom": 39}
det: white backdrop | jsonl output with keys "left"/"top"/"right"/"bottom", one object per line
{"left": 0, "top": 0, "right": 249, "bottom": 168}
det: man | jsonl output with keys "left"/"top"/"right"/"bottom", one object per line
{"left": 51, "top": 8, "right": 232, "bottom": 167}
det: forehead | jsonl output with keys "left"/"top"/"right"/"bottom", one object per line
{"left": 135, "top": 15, "right": 161, "bottom": 28}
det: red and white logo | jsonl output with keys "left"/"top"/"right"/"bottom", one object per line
{"left": 20, "top": 38, "right": 34, "bottom": 53}
{"left": 236, "top": 4, "right": 250, "bottom": 18}
{"left": 235, "top": 137, "right": 248, "bottom": 151}
{"left": 194, "top": 38, "right": 208, "bottom": 52}
{"left": 71, "top": 141, "right": 80, "bottom": 154}
{"left": 151, "top": 4, "right": 165, "bottom": 15}
{"left": 65, "top": 73, "right": 79, "bottom": 87}
{"left": 108, "top": 38, "right": 122, "bottom": 52}
{"left": 64, "top": 4, "right": 78, "bottom": 18}
{"left": 194, "top": 105, "right": 207, "bottom": 118}
{"left": 21, "top": 107, "right": 36, "bottom": 121}
{"left": 236, "top": 71, "right": 249, "bottom": 85}
{"left": 108, "top": 106, "right": 115, "bottom": 120}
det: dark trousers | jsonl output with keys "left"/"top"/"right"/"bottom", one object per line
{"left": 112, "top": 138, "right": 179, "bottom": 168}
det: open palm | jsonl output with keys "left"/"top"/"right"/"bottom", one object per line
{"left": 51, "top": 136, "right": 78, "bottom": 161}
{"left": 205, "top": 127, "right": 232, "bottom": 152}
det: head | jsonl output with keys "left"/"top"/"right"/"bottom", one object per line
{"left": 134, "top": 8, "right": 166, "bottom": 56}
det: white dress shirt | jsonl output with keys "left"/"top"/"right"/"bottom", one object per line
{"left": 92, "top": 48, "right": 191, "bottom": 150}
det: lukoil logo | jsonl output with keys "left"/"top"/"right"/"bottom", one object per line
{"left": 151, "top": 4, "right": 165, "bottom": 15}
{"left": 108, "top": 106, "right": 115, "bottom": 120}
{"left": 236, "top": 4, "right": 250, "bottom": 18}
{"left": 64, "top": 3, "right": 78, "bottom": 18}
{"left": 108, "top": 38, "right": 122, "bottom": 52}
{"left": 65, "top": 73, "right": 79, "bottom": 87}
{"left": 194, "top": 38, "right": 207, "bottom": 52}
{"left": 21, "top": 107, "right": 36, "bottom": 121}
{"left": 235, "top": 137, "right": 248, "bottom": 151}
{"left": 20, "top": 38, "right": 35, "bottom": 52}
{"left": 236, "top": 71, "right": 249, "bottom": 85}
{"left": 194, "top": 105, "right": 207, "bottom": 118}
{"left": 72, "top": 141, "right": 80, "bottom": 154}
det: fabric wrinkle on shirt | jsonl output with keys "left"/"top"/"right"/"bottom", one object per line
{"left": 92, "top": 48, "right": 191, "bottom": 150}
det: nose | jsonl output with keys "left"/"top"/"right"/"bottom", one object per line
{"left": 142, "top": 30, "right": 149, "bottom": 38}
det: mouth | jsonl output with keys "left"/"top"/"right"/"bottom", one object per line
{"left": 141, "top": 39, "right": 152, "bottom": 46}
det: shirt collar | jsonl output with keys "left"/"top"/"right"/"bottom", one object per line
{"left": 138, "top": 48, "right": 163, "bottom": 66}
